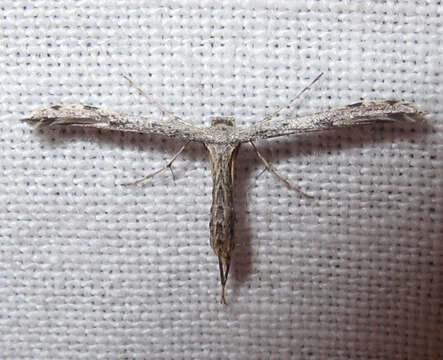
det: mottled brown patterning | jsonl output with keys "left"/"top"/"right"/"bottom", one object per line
{"left": 22, "top": 96, "right": 425, "bottom": 304}
{"left": 205, "top": 117, "right": 241, "bottom": 304}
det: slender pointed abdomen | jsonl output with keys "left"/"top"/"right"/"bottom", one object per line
{"left": 205, "top": 139, "right": 240, "bottom": 304}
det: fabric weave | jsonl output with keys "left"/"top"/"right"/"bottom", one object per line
{"left": 0, "top": 2, "right": 441, "bottom": 359}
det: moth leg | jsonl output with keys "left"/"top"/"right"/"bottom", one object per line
{"left": 168, "top": 164, "right": 176, "bottom": 182}
{"left": 122, "top": 141, "right": 189, "bottom": 186}
{"left": 250, "top": 142, "right": 313, "bottom": 199}
{"left": 218, "top": 256, "right": 231, "bottom": 305}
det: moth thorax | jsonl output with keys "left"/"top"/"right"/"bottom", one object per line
{"left": 211, "top": 117, "right": 235, "bottom": 127}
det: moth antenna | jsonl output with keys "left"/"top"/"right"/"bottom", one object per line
{"left": 261, "top": 72, "right": 324, "bottom": 123}
{"left": 121, "top": 74, "right": 192, "bottom": 126}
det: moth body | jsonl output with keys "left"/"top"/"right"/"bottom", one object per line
{"left": 205, "top": 117, "right": 241, "bottom": 304}
{"left": 22, "top": 98, "right": 425, "bottom": 304}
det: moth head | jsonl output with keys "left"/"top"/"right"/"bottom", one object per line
{"left": 210, "top": 117, "right": 235, "bottom": 128}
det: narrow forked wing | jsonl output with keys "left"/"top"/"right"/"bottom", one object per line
{"left": 235, "top": 100, "right": 425, "bottom": 143}
{"left": 22, "top": 104, "right": 218, "bottom": 143}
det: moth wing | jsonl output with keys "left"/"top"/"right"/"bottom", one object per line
{"left": 236, "top": 100, "right": 425, "bottom": 143}
{"left": 22, "top": 104, "right": 218, "bottom": 143}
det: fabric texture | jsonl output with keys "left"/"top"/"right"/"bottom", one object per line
{"left": 0, "top": 1, "right": 441, "bottom": 359}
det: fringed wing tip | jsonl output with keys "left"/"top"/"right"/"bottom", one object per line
{"left": 397, "top": 101, "right": 427, "bottom": 122}
{"left": 21, "top": 114, "right": 58, "bottom": 128}
{"left": 350, "top": 100, "right": 427, "bottom": 125}
{"left": 20, "top": 104, "right": 107, "bottom": 127}
{"left": 20, "top": 114, "right": 55, "bottom": 128}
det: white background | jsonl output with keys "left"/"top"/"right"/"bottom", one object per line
{"left": 1, "top": 1, "right": 441, "bottom": 359}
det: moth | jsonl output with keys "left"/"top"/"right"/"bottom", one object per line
{"left": 21, "top": 75, "right": 425, "bottom": 304}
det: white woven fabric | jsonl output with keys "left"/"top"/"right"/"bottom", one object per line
{"left": 1, "top": 1, "right": 441, "bottom": 359}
